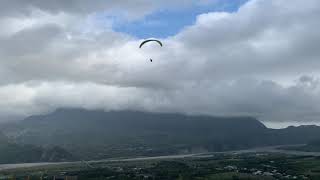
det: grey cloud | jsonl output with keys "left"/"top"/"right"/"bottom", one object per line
{"left": 0, "top": 76, "right": 319, "bottom": 123}
{"left": 0, "top": 24, "right": 62, "bottom": 56}
{"left": 0, "top": 0, "right": 207, "bottom": 19}
{"left": 0, "top": 0, "right": 151, "bottom": 17}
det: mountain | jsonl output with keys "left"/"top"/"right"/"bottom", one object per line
{"left": 268, "top": 125, "right": 320, "bottom": 145}
{"left": 0, "top": 132, "right": 74, "bottom": 164}
{"left": 1, "top": 109, "right": 320, "bottom": 160}
{"left": 280, "top": 138, "right": 320, "bottom": 152}
{"left": 0, "top": 132, "right": 9, "bottom": 144}
{"left": 1, "top": 109, "right": 269, "bottom": 159}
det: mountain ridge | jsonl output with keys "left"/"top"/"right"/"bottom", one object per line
{"left": 1, "top": 108, "right": 320, "bottom": 161}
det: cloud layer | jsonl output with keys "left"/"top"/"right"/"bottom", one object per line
{"left": 0, "top": 0, "right": 320, "bottom": 126}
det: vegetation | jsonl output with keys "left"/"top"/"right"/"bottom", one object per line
{"left": 1, "top": 153, "right": 320, "bottom": 179}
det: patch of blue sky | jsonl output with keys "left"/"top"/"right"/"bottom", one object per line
{"left": 110, "top": 0, "right": 249, "bottom": 39}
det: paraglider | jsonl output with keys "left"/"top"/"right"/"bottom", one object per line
{"left": 139, "top": 39, "right": 163, "bottom": 62}
{"left": 139, "top": 39, "right": 163, "bottom": 48}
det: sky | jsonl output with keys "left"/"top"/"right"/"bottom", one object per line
{"left": 112, "top": 0, "right": 249, "bottom": 38}
{"left": 0, "top": 0, "right": 319, "bottom": 128}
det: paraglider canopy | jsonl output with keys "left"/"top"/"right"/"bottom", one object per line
{"left": 139, "top": 39, "right": 163, "bottom": 62}
{"left": 139, "top": 39, "right": 163, "bottom": 48}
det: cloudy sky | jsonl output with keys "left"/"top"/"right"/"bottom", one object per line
{"left": 0, "top": 0, "right": 319, "bottom": 128}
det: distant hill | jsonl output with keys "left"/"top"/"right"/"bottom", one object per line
{"left": 280, "top": 138, "right": 320, "bottom": 152}
{"left": 0, "top": 132, "right": 9, "bottom": 144}
{"left": 1, "top": 109, "right": 320, "bottom": 160}
{"left": 0, "top": 132, "right": 74, "bottom": 164}
{"left": 267, "top": 125, "right": 320, "bottom": 145}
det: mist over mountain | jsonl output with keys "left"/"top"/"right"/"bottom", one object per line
{"left": 1, "top": 109, "right": 320, "bottom": 161}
